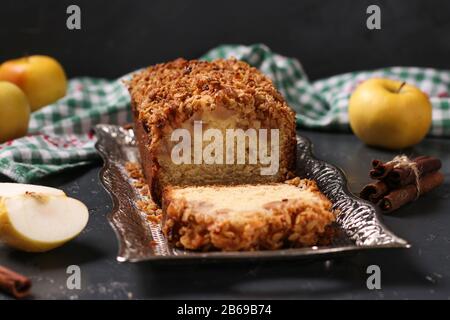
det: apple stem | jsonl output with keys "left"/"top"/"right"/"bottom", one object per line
{"left": 397, "top": 81, "right": 406, "bottom": 93}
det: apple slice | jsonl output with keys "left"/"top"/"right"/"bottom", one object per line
{"left": 0, "top": 192, "right": 89, "bottom": 252}
{"left": 0, "top": 183, "right": 65, "bottom": 197}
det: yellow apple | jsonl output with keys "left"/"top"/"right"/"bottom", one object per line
{"left": 0, "top": 55, "right": 67, "bottom": 111}
{"left": 0, "top": 183, "right": 89, "bottom": 252}
{"left": 0, "top": 81, "right": 30, "bottom": 143}
{"left": 348, "top": 78, "right": 432, "bottom": 149}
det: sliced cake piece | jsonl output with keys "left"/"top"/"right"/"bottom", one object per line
{"left": 162, "top": 178, "right": 335, "bottom": 251}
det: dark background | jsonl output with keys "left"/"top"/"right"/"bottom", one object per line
{"left": 1, "top": 0, "right": 450, "bottom": 80}
{"left": 1, "top": 0, "right": 450, "bottom": 300}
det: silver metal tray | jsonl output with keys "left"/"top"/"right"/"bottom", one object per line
{"left": 95, "top": 124, "right": 410, "bottom": 262}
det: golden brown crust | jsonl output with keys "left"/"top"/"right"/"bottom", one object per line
{"left": 162, "top": 178, "right": 335, "bottom": 251}
{"left": 132, "top": 101, "right": 164, "bottom": 202}
{"left": 128, "top": 58, "right": 295, "bottom": 133}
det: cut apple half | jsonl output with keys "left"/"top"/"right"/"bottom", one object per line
{"left": 0, "top": 184, "right": 89, "bottom": 252}
{"left": 0, "top": 183, "right": 65, "bottom": 197}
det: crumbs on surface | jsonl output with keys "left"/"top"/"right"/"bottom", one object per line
{"left": 125, "top": 162, "right": 161, "bottom": 220}
{"left": 149, "top": 240, "right": 158, "bottom": 247}
{"left": 125, "top": 162, "right": 142, "bottom": 179}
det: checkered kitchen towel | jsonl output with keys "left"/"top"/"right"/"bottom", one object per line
{"left": 1, "top": 44, "right": 450, "bottom": 182}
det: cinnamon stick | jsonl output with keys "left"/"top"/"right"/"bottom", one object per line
{"left": 380, "top": 171, "right": 444, "bottom": 212}
{"left": 369, "top": 159, "right": 395, "bottom": 179}
{"left": 385, "top": 156, "right": 442, "bottom": 188}
{"left": 369, "top": 156, "right": 441, "bottom": 184}
{"left": 0, "top": 265, "right": 32, "bottom": 299}
{"left": 360, "top": 180, "right": 390, "bottom": 203}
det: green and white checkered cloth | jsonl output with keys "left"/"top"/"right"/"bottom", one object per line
{"left": 1, "top": 44, "right": 450, "bottom": 182}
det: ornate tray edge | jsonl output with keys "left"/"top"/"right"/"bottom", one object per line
{"left": 95, "top": 129, "right": 129, "bottom": 262}
{"left": 295, "top": 136, "right": 410, "bottom": 248}
{"left": 94, "top": 124, "right": 410, "bottom": 263}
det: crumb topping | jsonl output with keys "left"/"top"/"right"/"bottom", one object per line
{"left": 163, "top": 178, "right": 335, "bottom": 251}
{"left": 128, "top": 58, "right": 295, "bottom": 130}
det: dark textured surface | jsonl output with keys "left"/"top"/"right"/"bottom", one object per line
{"left": 1, "top": 0, "right": 450, "bottom": 80}
{"left": 0, "top": 131, "right": 449, "bottom": 300}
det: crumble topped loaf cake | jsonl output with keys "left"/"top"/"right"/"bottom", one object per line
{"left": 128, "top": 58, "right": 296, "bottom": 203}
{"left": 162, "top": 178, "right": 335, "bottom": 251}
